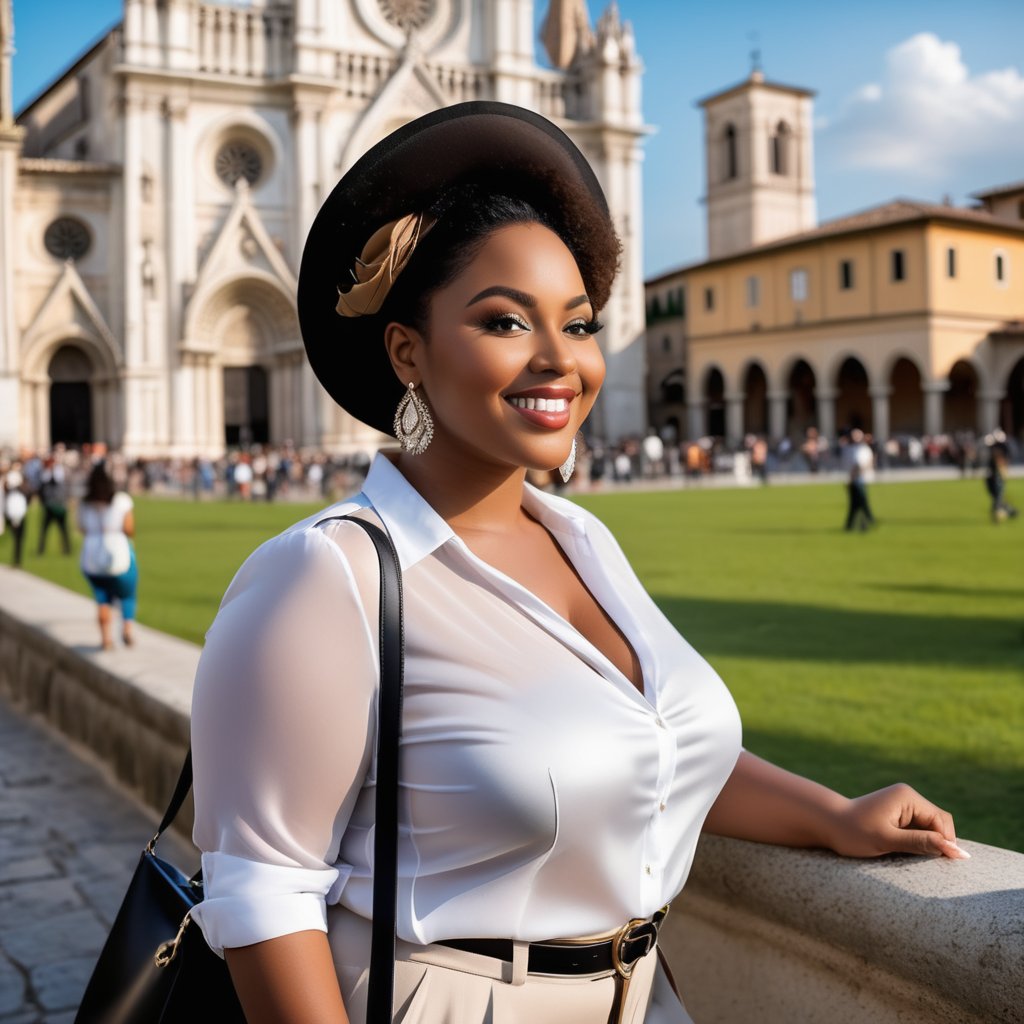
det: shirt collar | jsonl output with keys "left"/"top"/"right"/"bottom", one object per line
{"left": 522, "top": 482, "right": 590, "bottom": 540}
{"left": 359, "top": 453, "right": 455, "bottom": 570}
{"left": 360, "top": 453, "right": 591, "bottom": 570}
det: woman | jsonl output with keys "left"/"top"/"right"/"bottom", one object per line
{"left": 190, "top": 104, "right": 966, "bottom": 1024}
{"left": 77, "top": 461, "right": 138, "bottom": 650}
{"left": 986, "top": 446, "right": 1018, "bottom": 522}
{"left": 2, "top": 461, "right": 29, "bottom": 567}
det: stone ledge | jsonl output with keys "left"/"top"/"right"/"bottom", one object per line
{"left": 662, "top": 833, "right": 1023, "bottom": 1022}
{"left": 0, "top": 565, "right": 196, "bottom": 837}
{"left": 2, "top": 565, "right": 1022, "bottom": 1021}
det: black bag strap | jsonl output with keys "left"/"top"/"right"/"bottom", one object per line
{"left": 147, "top": 748, "right": 194, "bottom": 850}
{"left": 315, "top": 514, "right": 404, "bottom": 1022}
{"left": 151, "top": 512, "right": 404, "bottom": 1021}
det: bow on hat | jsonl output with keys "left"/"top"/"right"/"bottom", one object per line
{"left": 336, "top": 212, "right": 435, "bottom": 318}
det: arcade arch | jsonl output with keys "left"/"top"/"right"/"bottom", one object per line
{"left": 835, "top": 356, "right": 871, "bottom": 435}
{"left": 704, "top": 366, "right": 725, "bottom": 437}
{"left": 785, "top": 358, "right": 816, "bottom": 439}
{"left": 1002, "top": 356, "right": 1024, "bottom": 442}
{"left": 889, "top": 357, "right": 924, "bottom": 435}
{"left": 944, "top": 360, "right": 979, "bottom": 433}
{"left": 742, "top": 362, "right": 768, "bottom": 435}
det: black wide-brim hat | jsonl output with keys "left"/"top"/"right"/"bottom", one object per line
{"left": 297, "top": 101, "right": 610, "bottom": 437}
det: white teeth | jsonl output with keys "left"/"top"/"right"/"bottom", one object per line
{"left": 508, "top": 396, "right": 569, "bottom": 412}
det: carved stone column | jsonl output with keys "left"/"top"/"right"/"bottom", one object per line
{"left": 922, "top": 381, "right": 950, "bottom": 436}
{"left": 816, "top": 387, "right": 837, "bottom": 442}
{"left": 767, "top": 389, "right": 788, "bottom": 441}
{"left": 688, "top": 399, "right": 707, "bottom": 441}
{"left": 725, "top": 391, "right": 745, "bottom": 447}
{"left": 869, "top": 386, "right": 891, "bottom": 443}
{"left": 978, "top": 391, "right": 1004, "bottom": 435}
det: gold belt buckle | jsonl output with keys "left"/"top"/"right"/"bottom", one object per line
{"left": 611, "top": 917, "right": 648, "bottom": 979}
{"left": 611, "top": 905, "right": 670, "bottom": 980}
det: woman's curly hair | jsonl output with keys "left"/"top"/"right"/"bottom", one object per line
{"left": 381, "top": 168, "right": 621, "bottom": 332}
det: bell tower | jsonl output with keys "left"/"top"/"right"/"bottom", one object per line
{"left": 699, "top": 68, "right": 816, "bottom": 259}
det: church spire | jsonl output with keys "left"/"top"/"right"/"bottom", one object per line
{"left": 1, "top": 0, "right": 15, "bottom": 126}
{"left": 540, "top": 0, "right": 594, "bottom": 70}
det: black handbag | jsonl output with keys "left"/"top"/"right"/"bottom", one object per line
{"left": 74, "top": 515, "right": 405, "bottom": 1023}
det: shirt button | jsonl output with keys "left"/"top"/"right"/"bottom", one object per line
{"left": 659, "top": 802, "right": 667, "bottom": 812}
{"left": 655, "top": 717, "right": 667, "bottom": 729}
{"left": 644, "top": 864, "right": 652, "bottom": 875}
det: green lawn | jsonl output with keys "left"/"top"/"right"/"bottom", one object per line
{"left": 5, "top": 478, "right": 1023, "bottom": 851}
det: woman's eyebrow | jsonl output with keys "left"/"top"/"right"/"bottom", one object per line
{"left": 465, "top": 287, "right": 593, "bottom": 311}
{"left": 466, "top": 286, "right": 536, "bottom": 308}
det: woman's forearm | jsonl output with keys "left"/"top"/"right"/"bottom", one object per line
{"left": 225, "top": 929, "right": 350, "bottom": 1024}
{"left": 703, "top": 750, "right": 967, "bottom": 859}
{"left": 702, "top": 750, "right": 846, "bottom": 849}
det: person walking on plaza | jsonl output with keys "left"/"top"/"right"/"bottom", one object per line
{"left": 36, "top": 455, "right": 72, "bottom": 555}
{"left": 77, "top": 462, "right": 139, "bottom": 650}
{"left": 750, "top": 435, "right": 769, "bottom": 485}
{"left": 2, "top": 463, "right": 29, "bottom": 567}
{"left": 843, "top": 429, "right": 876, "bottom": 531}
{"left": 985, "top": 447, "right": 1018, "bottom": 523}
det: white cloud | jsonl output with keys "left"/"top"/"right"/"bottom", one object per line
{"left": 823, "top": 33, "right": 1024, "bottom": 180}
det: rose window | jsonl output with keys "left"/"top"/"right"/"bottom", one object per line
{"left": 377, "top": 0, "right": 435, "bottom": 31}
{"left": 215, "top": 141, "right": 263, "bottom": 187}
{"left": 43, "top": 217, "right": 91, "bottom": 260}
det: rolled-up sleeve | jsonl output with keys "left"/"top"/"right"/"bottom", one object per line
{"left": 190, "top": 522, "right": 378, "bottom": 955}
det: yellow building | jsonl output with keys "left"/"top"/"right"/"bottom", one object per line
{"left": 646, "top": 72, "right": 1024, "bottom": 447}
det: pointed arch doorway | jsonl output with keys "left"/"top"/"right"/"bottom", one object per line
{"left": 48, "top": 344, "right": 94, "bottom": 446}
{"left": 224, "top": 365, "right": 269, "bottom": 447}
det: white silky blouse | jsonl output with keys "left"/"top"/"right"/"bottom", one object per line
{"left": 190, "top": 454, "right": 743, "bottom": 957}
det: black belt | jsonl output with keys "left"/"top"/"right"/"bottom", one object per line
{"left": 438, "top": 906, "right": 669, "bottom": 979}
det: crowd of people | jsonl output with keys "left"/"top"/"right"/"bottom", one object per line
{"left": 1, "top": 427, "right": 1018, "bottom": 553}
{"left": 575, "top": 426, "right": 1017, "bottom": 490}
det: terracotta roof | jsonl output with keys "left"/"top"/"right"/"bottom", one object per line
{"left": 794, "top": 198, "right": 1022, "bottom": 238}
{"left": 646, "top": 199, "right": 1024, "bottom": 284}
{"left": 971, "top": 180, "right": 1024, "bottom": 201}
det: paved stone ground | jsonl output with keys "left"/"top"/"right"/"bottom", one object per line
{"left": 0, "top": 694, "right": 195, "bottom": 1023}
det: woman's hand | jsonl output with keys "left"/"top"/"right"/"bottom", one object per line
{"left": 704, "top": 753, "right": 970, "bottom": 861}
{"left": 827, "top": 783, "right": 970, "bottom": 860}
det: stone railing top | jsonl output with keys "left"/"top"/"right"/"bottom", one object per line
{"left": 0, "top": 566, "right": 198, "bottom": 723}
{"left": 687, "top": 833, "right": 1024, "bottom": 1023}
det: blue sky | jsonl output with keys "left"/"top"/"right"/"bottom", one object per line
{"left": 10, "top": 0, "right": 1024, "bottom": 276}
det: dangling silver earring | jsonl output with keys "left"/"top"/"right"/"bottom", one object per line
{"left": 394, "top": 382, "right": 434, "bottom": 454}
{"left": 559, "top": 437, "right": 577, "bottom": 483}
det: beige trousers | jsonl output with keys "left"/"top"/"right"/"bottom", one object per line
{"left": 327, "top": 906, "right": 693, "bottom": 1024}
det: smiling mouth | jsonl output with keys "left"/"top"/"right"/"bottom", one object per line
{"left": 506, "top": 396, "right": 570, "bottom": 413}
{"left": 503, "top": 390, "right": 575, "bottom": 429}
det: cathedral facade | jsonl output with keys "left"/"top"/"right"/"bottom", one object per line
{"left": 0, "top": 0, "right": 647, "bottom": 455}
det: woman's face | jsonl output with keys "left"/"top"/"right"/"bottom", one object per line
{"left": 405, "top": 221, "right": 605, "bottom": 473}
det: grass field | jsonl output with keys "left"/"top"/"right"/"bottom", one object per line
{"left": 5, "top": 476, "right": 1023, "bottom": 851}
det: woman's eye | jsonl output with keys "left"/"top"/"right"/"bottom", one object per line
{"left": 482, "top": 313, "right": 530, "bottom": 333}
{"left": 565, "top": 318, "right": 604, "bottom": 337}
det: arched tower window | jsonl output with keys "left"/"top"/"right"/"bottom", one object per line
{"left": 771, "top": 120, "right": 790, "bottom": 175}
{"left": 723, "top": 123, "right": 737, "bottom": 181}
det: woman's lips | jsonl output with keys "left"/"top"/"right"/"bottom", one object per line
{"left": 504, "top": 389, "right": 574, "bottom": 430}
